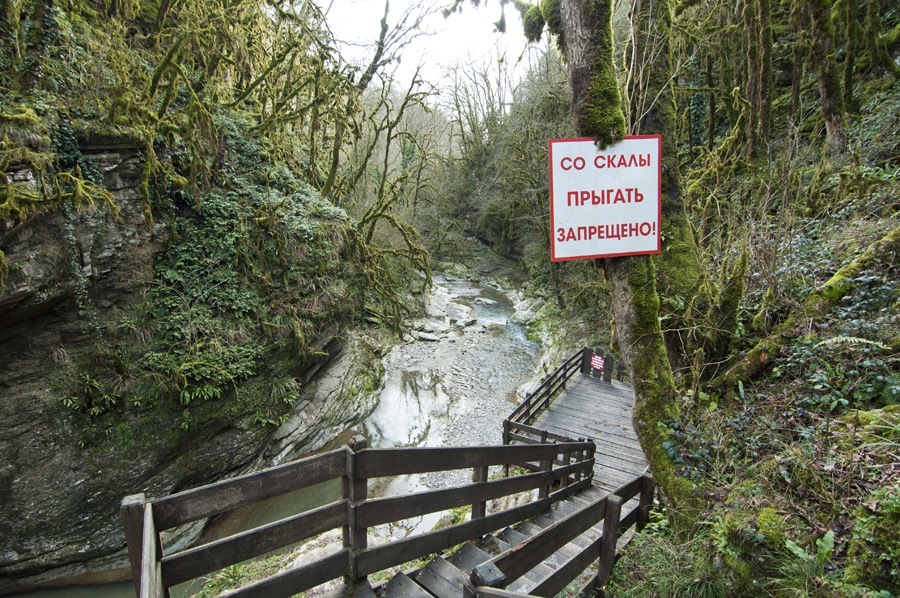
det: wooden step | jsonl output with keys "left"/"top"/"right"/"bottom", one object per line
{"left": 447, "top": 542, "right": 492, "bottom": 575}
{"left": 474, "top": 534, "right": 509, "bottom": 555}
{"left": 507, "top": 560, "right": 556, "bottom": 595}
{"left": 383, "top": 572, "right": 432, "bottom": 598}
{"left": 414, "top": 556, "right": 468, "bottom": 598}
{"left": 321, "top": 580, "right": 377, "bottom": 598}
{"left": 496, "top": 526, "right": 529, "bottom": 546}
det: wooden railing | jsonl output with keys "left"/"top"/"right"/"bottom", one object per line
{"left": 121, "top": 437, "right": 596, "bottom": 598}
{"left": 468, "top": 475, "right": 654, "bottom": 598}
{"left": 503, "top": 347, "right": 615, "bottom": 446}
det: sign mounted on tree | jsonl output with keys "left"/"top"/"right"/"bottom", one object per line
{"left": 548, "top": 135, "right": 661, "bottom": 261}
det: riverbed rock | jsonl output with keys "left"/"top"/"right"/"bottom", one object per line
{"left": 415, "top": 331, "right": 441, "bottom": 342}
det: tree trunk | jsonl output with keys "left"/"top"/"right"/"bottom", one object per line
{"left": 807, "top": 0, "right": 848, "bottom": 153}
{"left": 558, "top": 0, "right": 702, "bottom": 526}
{"left": 743, "top": 0, "right": 760, "bottom": 155}
{"left": 706, "top": 56, "right": 716, "bottom": 150}
{"left": 756, "top": 0, "right": 773, "bottom": 145}
{"left": 559, "top": 0, "right": 626, "bottom": 147}
{"left": 843, "top": 0, "right": 858, "bottom": 111}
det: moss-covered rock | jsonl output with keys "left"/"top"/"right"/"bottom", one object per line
{"left": 846, "top": 485, "right": 900, "bottom": 593}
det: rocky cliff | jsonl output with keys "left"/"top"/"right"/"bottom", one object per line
{"left": 0, "top": 137, "right": 374, "bottom": 593}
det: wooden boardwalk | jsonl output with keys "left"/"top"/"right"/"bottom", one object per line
{"left": 533, "top": 374, "right": 648, "bottom": 494}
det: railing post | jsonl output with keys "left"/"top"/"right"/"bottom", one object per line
{"left": 637, "top": 475, "right": 654, "bottom": 531}
{"left": 603, "top": 353, "right": 615, "bottom": 383}
{"left": 560, "top": 449, "right": 571, "bottom": 489}
{"left": 538, "top": 457, "right": 552, "bottom": 499}
{"left": 346, "top": 435, "right": 368, "bottom": 582}
{"left": 580, "top": 347, "right": 592, "bottom": 375}
{"left": 472, "top": 466, "right": 488, "bottom": 519}
{"left": 598, "top": 494, "right": 623, "bottom": 587}
{"left": 502, "top": 420, "right": 511, "bottom": 477}
{"left": 468, "top": 561, "right": 506, "bottom": 598}
{"left": 587, "top": 439, "right": 596, "bottom": 484}
{"left": 121, "top": 493, "right": 146, "bottom": 597}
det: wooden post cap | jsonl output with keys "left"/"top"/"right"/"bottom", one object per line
{"left": 472, "top": 561, "right": 506, "bottom": 588}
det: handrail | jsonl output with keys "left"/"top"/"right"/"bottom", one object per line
{"left": 469, "top": 475, "right": 654, "bottom": 597}
{"left": 122, "top": 437, "right": 597, "bottom": 598}
{"left": 504, "top": 347, "right": 616, "bottom": 448}
{"left": 507, "top": 350, "right": 583, "bottom": 425}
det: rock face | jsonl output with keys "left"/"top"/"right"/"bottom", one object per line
{"left": 0, "top": 141, "right": 172, "bottom": 591}
{"left": 0, "top": 140, "right": 370, "bottom": 593}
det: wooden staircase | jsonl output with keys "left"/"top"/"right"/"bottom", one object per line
{"left": 333, "top": 485, "right": 639, "bottom": 598}
{"left": 122, "top": 348, "right": 653, "bottom": 598}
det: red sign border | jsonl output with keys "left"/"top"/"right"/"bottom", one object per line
{"left": 548, "top": 135, "right": 663, "bottom": 262}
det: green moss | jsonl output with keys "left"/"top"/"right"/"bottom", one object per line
{"left": 540, "top": 0, "right": 561, "bottom": 35}
{"left": 751, "top": 287, "right": 775, "bottom": 334}
{"left": 522, "top": 4, "right": 545, "bottom": 42}
{"left": 846, "top": 485, "right": 900, "bottom": 593}
{"left": 616, "top": 256, "right": 701, "bottom": 528}
{"left": 577, "top": 1, "right": 626, "bottom": 147}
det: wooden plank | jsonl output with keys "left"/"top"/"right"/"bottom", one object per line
{"left": 140, "top": 504, "right": 158, "bottom": 598}
{"left": 357, "top": 443, "right": 591, "bottom": 478}
{"left": 528, "top": 531, "right": 603, "bottom": 597}
{"left": 477, "top": 588, "right": 540, "bottom": 598}
{"left": 637, "top": 475, "right": 654, "bottom": 531}
{"left": 548, "top": 389, "right": 634, "bottom": 412}
{"left": 384, "top": 572, "right": 436, "bottom": 598}
{"left": 544, "top": 401, "right": 635, "bottom": 425}
{"left": 225, "top": 549, "right": 348, "bottom": 598}
{"left": 570, "top": 376, "right": 636, "bottom": 400}
{"left": 121, "top": 494, "right": 146, "bottom": 598}
{"left": 506, "top": 421, "right": 575, "bottom": 443}
{"left": 597, "top": 495, "right": 622, "bottom": 587}
{"left": 319, "top": 581, "right": 377, "bottom": 598}
{"left": 535, "top": 415, "right": 643, "bottom": 454}
{"left": 448, "top": 543, "right": 492, "bottom": 575}
{"left": 357, "top": 468, "right": 588, "bottom": 527}
{"left": 611, "top": 477, "right": 644, "bottom": 502}
{"left": 161, "top": 500, "right": 347, "bottom": 587}
{"left": 491, "top": 493, "right": 608, "bottom": 585}
{"left": 593, "top": 453, "right": 648, "bottom": 478}
{"left": 414, "top": 557, "right": 467, "bottom": 598}
{"left": 536, "top": 406, "right": 638, "bottom": 438}
{"left": 152, "top": 449, "right": 347, "bottom": 530}
{"left": 357, "top": 497, "right": 555, "bottom": 576}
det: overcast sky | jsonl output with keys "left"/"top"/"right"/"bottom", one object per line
{"left": 323, "top": 0, "right": 544, "bottom": 96}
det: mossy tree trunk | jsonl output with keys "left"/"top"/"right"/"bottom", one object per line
{"left": 756, "top": 0, "right": 773, "bottom": 145}
{"left": 807, "top": 0, "right": 848, "bottom": 153}
{"left": 743, "top": 0, "right": 760, "bottom": 155}
{"left": 841, "top": 0, "right": 860, "bottom": 111}
{"left": 557, "top": 0, "right": 702, "bottom": 526}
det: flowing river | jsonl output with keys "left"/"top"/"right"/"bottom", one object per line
{"left": 23, "top": 273, "right": 541, "bottom": 597}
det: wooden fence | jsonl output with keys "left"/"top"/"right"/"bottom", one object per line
{"left": 467, "top": 475, "right": 654, "bottom": 598}
{"left": 504, "top": 348, "right": 614, "bottom": 446}
{"left": 122, "top": 437, "right": 598, "bottom": 598}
